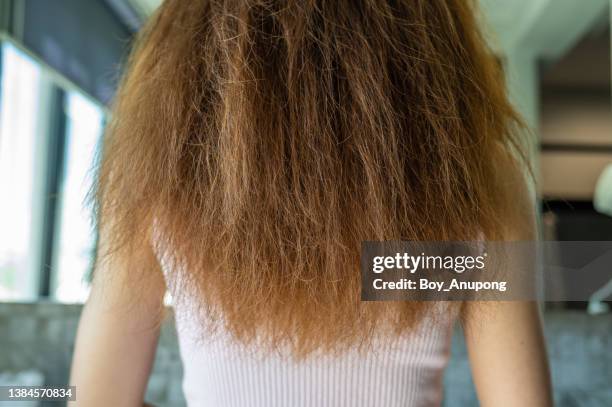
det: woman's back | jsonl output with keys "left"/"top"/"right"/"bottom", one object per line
{"left": 69, "top": 1, "right": 553, "bottom": 406}
{"left": 155, "top": 236, "right": 458, "bottom": 406}
{"left": 172, "top": 299, "right": 456, "bottom": 407}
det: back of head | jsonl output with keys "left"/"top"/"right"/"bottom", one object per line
{"left": 97, "top": 0, "right": 526, "bottom": 356}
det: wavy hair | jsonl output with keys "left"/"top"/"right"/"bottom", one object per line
{"left": 95, "top": 0, "right": 528, "bottom": 356}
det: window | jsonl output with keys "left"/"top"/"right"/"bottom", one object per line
{"left": 0, "top": 43, "right": 42, "bottom": 300}
{"left": 51, "top": 92, "right": 104, "bottom": 303}
{"left": 0, "top": 40, "right": 106, "bottom": 303}
{"left": 0, "top": 0, "right": 132, "bottom": 303}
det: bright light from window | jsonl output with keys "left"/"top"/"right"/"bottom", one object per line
{"left": 52, "top": 92, "right": 103, "bottom": 303}
{"left": 0, "top": 43, "right": 41, "bottom": 300}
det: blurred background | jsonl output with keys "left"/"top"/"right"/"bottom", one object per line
{"left": 0, "top": 0, "right": 610, "bottom": 406}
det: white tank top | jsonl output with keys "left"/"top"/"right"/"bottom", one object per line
{"left": 168, "top": 299, "right": 456, "bottom": 407}
{"left": 154, "top": 237, "right": 457, "bottom": 406}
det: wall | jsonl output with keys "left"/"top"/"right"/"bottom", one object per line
{"left": 0, "top": 302, "right": 184, "bottom": 407}
{"left": 0, "top": 302, "right": 610, "bottom": 406}
{"left": 444, "top": 311, "right": 612, "bottom": 406}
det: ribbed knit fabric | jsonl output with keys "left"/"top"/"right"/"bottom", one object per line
{"left": 153, "top": 232, "right": 456, "bottom": 406}
{"left": 170, "top": 301, "right": 456, "bottom": 407}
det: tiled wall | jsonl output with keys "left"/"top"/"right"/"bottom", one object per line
{"left": 0, "top": 302, "right": 611, "bottom": 406}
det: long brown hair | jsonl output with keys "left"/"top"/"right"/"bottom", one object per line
{"left": 96, "top": 0, "right": 527, "bottom": 355}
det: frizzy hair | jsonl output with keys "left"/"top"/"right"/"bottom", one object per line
{"left": 95, "top": 0, "right": 528, "bottom": 356}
